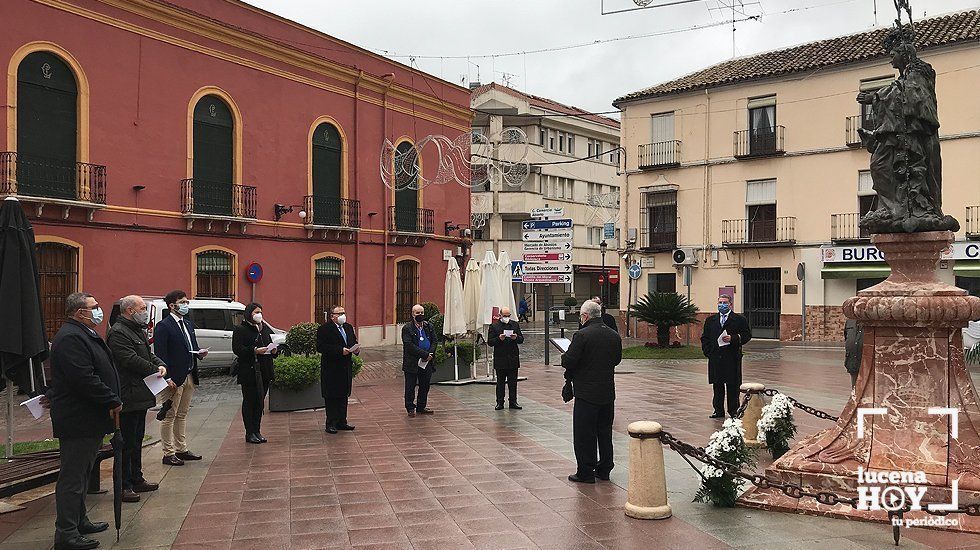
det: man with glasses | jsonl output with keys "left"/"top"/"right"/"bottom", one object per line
{"left": 48, "top": 292, "right": 120, "bottom": 550}
{"left": 317, "top": 305, "right": 359, "bottom": 434}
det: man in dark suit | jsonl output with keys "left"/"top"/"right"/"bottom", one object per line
{"left": 48, "top": 292, "right": 120, "bottom": 550}
{"left": 107, "top": 295, "right": 173, "bottom": 503}
{"left": 700, "top": 294, "right": 752, "bottom": 418}
{"left": 562, "top": 300, "right": 622, "bottom": 484}
{"left": 402, "top": 303, "right": 435, "bottom": 417}
{"left": 317, "top": 305, "right": 359, "bottom": 434}
{"left": 152, "top": 290, "right": 206, "bottom": 466}
{"left": 487, "top": 306, "right": 524, "bottom": 410}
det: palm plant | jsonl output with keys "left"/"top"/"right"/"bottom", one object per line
{"left": 629, "top": 292, "right": 700, "bottom": 348}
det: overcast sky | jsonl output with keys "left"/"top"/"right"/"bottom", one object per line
{"left": 245, "top": 0, "right": 978, "bottom": 113}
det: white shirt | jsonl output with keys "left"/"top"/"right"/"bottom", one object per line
{"left": 720, "top": 313, "right": 729, "bottom": 327}
{"left": 171, "top": 313, "right": 194, "bottom": 354}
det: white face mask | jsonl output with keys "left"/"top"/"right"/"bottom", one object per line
{"left": 501, "top": 316, "right": 511, "bottom": 324}
{"left": 337, "top": 314, "right": 347, "bottom": 325}
{"left": 252, "top": 312, "right": 263, "bottom": 324}
{"left": 133, "top": 310, "right": 150, "bottom": 325}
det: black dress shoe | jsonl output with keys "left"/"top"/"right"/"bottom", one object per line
{"left": 132, "top": 481, "right": 159, "bottom": 493}
{"left": 596, "top": 472, "right": 611, "bottom": 481}
{"left": 418, "top": 408, "right": 434, "bottom": 415}
{"left": 568, "top": 474, "right": 596, "bottom": 484}
{"left": 156, "top": 400, "right": 172, "bottom": 421}
{"left": 162, "top": 455, "right": 184, "bottom": 466}
{"left": 509, "top": 403, "right": 523, "bottom": 410}
{"left": 407, "top": 410, "right": 416, "bottom": 417}
{"left": 78, "top": 521, "right": 108, "bottom": 535}
{"left": 246, "top": 433, "right": 262, "bottom": 444}
{"left": 175, "top": 451, "right": 202, "bottom": 461}
{"left": 709, "top": 413, "right": 725, "bottom": 419}
{"left": 54, "top": 535, "right": 100, "bottom": 550}
{"left": 121, "top": 489, "right": 140, "bottom": 503}
{"left": 494, "top": 403, "right": 504, "bottom": 410}
{"left": 256, "top": 433, "right": 268, "bottom": 443}
{"left": 337, "top": 424, "right": 355, "bottom": 431}
{"left": 325, "top": 426, "right": 338, "bottom": 434}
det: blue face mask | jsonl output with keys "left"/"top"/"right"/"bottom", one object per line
{"left": 89, "top": 307, "right": 104, "bottom": 326}
{"left": 176, "top": 303, "right": 190, "bottom": 316}
{"left": 718, "top": 303, "right": 731, "bottom": 315}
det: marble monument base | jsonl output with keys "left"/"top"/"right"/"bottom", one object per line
{"left": 740, "top": 231, "right": 980, "bottom": 533}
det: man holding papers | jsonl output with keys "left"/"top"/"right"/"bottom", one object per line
{"left": 700, "top": 294, "right": 752, "bottom": 419}
{"left": 107, "top": 295, "right": 172, "bottom": 503}
{"left": 487, "top": 306, "right": 524, "bottom": 410}
{"left": 401, "top": 304, "right": 435, "bottom": 417}
{"left": 153, "top": 290, "right": 206, "bottom": 466}
{"left": 232, "top": 303, "right": 278, "bottom": 443}
{"left": 316, "top": 305, "right": 359, "bottom": 434}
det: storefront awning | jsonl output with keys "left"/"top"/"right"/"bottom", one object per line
{"left": 954, "top": 261, "right": 980, "bottom": 278}
{"left": 821, "top": 263, "right": 891, "bottom": 279}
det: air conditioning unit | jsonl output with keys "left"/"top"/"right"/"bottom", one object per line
{"left": 672, "top": 247, "right": 699, "bottom": 266}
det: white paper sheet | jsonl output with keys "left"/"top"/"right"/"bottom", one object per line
{"left": 20, "top": 395, "right": 44, "bottom": 420}
{"left": 503, "top": 330, "right": 514, "bottom": 338}
{"left": 263, "top": 341, "right": 278, "bottom": 355}
{"left": 192, "top": 347, "right": 210, "bottom": 356}
{"left": 718, "top": 330, "right": 731, "bottom": 347}
{"left": 551, "top": 338, "right": 571, "bottom": 353}
{"left": 144, "top": 373, "right": 169, "bottom": 395}
{"left": 349, "top": 343, "right": 361, "bottom": 354}
{"left": 418, "top": 358, "right": 430, "bottom": 370}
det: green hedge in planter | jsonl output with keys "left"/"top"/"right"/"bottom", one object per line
{"left": 285, "top": 322, "right": 318, "bottom": 356}
{"left": 272, "top": 352, "right": 364, "bottom": 392}
{"left": 434, "top": 340, "right": 481, "bottom": 365}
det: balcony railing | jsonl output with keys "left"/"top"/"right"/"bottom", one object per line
{"left": 967, "top": 206, "right": 980, "bottom": 239}
{"left": 734, "top": 126, "right": 785, "bottom": 158}
{"left": 831, "top": 212, "right": 871, "bottom": 241}
{"left": 0, "top": 152, "right": 106, "bottom": 204}
{"left": 180, "top": 178, "right": 256, "bottom": 219}
{"left": 638, "top": 141, "right": 681, "bottom": 169}
{"left": 845, "top": 115, "right": 875, "bottom": 147}
{"left": 721, "top": 216, "right": 796, "bottom": 246}
{"left": 303, "top": 195, "right": 360, "bottom": 228}
{"left": 388, "top": 206, "right": 434, "bottom": 234}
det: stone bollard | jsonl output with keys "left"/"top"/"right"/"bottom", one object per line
{"left": 740, "top": 383, "right": 766, "bottom": 448}
{"left": 624, "top": 421, "right": 672, "bottom": 520}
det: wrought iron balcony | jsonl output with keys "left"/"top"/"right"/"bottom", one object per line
{"left": 831, "top": 212, "right": 871, "bottom": 242}
{"left": 180, "top": 179, "right": 256, "bottom": 231}
{"left": 0, "top": 152, "right": 106, "bottom": 205}
{"left": 721, "top": 216, "right": 796, "bottom": 246}
{"left": 388, "top": 206, "right": 434, "bottom": 234}
{"left": 967, "top": 206, "right": 980, "bottom": 239}
{"left": 733, "top": 126, "right": 785, "bottom": 158}
{"left": 303, "top": 195, "right": 360, "bottom": 229}
{"left": 845, "top": 115, "right": 875, "bottom": 147}
{"left": 638, "top": 141, "right": 681, "bottom": 169}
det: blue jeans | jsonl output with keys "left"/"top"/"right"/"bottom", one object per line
{"left": 404, "top": 368, "right": 433, "bottom": 412}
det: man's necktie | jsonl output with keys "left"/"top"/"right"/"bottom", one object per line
{"left": 178, "top": 319, "right": 193, "bottom": 352}
{"left": 338, "top": 325, "right": 348, "bottom": 346}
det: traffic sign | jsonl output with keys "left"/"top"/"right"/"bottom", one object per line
{"left": 522, "top": 241, "right": 572, "bottom": 252}
{"left": 531, "top": 207, "right": 564, "bottom": 218}
{"left": 598, "top": 275, "right": 605, "bottom": 285}
{"left": 523, "top": 263, "right": 572, "bottom": 274}
{"left": 628, "top": 263, "right": 642, "bottom": 280}
{"left": 522, "top": 274, "right": 572, "bottom": 284}
{"left": 245, "top": 262, "right": 263, "bottom": 284}
{"left": 603, "top": 222, "right": 615, "bottom": 240}
{"left": 609, "top": 270, "right": 620, "bottom": 284}
{"left": 523, "top": 252, "right": 572, "bottom": 262}
{"left": 522, "top": 218, "right": 573, "bottom": 231}
{"left": 523, "top": 229, "right": 573, "bottom": 242}
{"left": 511, "top": 261, "right": 525, "bottom": 282}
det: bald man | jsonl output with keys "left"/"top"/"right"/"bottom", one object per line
{"left": 402, "top": 304, "right": 436, "bottom": 417}
{"left": 487, "top": 306, "right": 524, "bottom": 410}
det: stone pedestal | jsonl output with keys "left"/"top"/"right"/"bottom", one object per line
{"left": 740, "top": 383, "right": 766, "bottom": 448}
{"left": 741, "top": 231, "right": 980, "bottom": 531}
{"left": 625, "top": 421, "right": 672, "bottom": 520}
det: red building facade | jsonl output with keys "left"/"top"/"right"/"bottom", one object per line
{"left": 1, "top": 0, "right": 473, "bottom": 345}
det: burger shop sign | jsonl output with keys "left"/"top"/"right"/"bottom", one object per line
{"left": 821, "top": 242, "right": 980, "bottom": 263}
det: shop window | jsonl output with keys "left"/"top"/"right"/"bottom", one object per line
{"left": 36, "top": 242, "right": 79, "bottom": 340}
{"left": 196, "top": 249, "right": 235, "bottom": 299}
{"left": 311, "top": 123, "right": 343, "bottom": 226}
{"left": 192, "top": 95, "right": 234, "bottom": 215}
{"left": 648, "top": 273, "right": 676, "bottom": 295}
{"left": 857, "top": 277, "right": 887, "bottom": 292}
{"left": 395, "top": 260, "right": 419, "bottom": 323}
{"left": 314, "top": 257, "right": 344, "bottom": 321}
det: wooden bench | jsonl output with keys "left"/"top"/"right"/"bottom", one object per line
{"left": 0, "top": 444, "right": 114, "bottom": 498}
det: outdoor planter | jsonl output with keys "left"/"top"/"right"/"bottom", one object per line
{"left": 269, "top": 383, "right": 325, "bottom": 412}
{"left": 268, "top": 349, "right": 363, "bottom": 413}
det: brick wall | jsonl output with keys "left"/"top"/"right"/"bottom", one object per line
{"left": 620, "top": 309, "right": 846, "bottom": 343}
{"left": 619, "top": 312, "right": 712, "bottom": 345}
{"left": 804, "top": 305, "right": 846, "bottom": 342}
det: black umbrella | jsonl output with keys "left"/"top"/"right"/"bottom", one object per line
{"left": 110, "top": 409, "right": 123, "bottom": 541}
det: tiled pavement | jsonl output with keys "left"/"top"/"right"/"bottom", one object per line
{"left": 5, "top": 343, "right": 980, "bottom": 548}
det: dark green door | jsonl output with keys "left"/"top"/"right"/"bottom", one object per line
{"left": 16, "top": 52, "right": 77, "bottom": 200}
{"left": 312, "top": 123, "right": 342, "bottom": 226}
{"left": 394, "top": 142, "right": 419, "bottom": 232}
{"left": 192, "top": 96, "right": 234, "bottom": 216}
{"left": 743, "top": 268, "right": 781, "bottom": 339}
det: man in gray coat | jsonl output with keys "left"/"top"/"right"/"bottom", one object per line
{"left": 844, "top": 319, "right": 865, "bottom": 388}
{"left": 107, "top": 295, "right": 172, "bottom": 503}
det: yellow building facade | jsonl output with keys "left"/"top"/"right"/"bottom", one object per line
{"left": 615, "top": 11, "right": 980, "bottom": 341}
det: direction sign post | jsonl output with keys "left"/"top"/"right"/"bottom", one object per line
{"left": 522, "top": 229, "right": 573, "bottom": 241}
{"left": 521, "top": 216, "right": 576, "bottom": 365}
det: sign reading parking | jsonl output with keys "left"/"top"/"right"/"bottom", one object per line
{"left": 522, "top": 218, "right": 573, "bottom": 230}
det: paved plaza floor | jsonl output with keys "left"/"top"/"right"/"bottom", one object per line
{"left": 3, "top": 341, "right": 980, "bottom": 549}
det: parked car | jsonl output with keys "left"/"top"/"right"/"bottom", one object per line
{"left": 109, "top": 297, "right": 286, "bottom": 373}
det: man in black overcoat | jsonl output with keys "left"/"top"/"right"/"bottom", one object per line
{"left": 700, "top": 294, "right": 752, "bottom": 418}
{"left": 317, "top": 305, "right": 359, "bottom": 434}
{"left": 487, "top": 306, "right": 524, "bottom": 410}
{"left": 402, "top": 304, "right": 436, "bottom": 417}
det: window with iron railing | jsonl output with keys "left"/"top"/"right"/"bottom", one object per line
{"left": 314, "top": 257, "right": 343, "bottom": 320}
{"left": 395, "top": 260, "right": 419, "bottom": 323}
{"left": 196, "top": 250, "right": 235, "bottom": 299}
{"left": 640, "top": 191, "right": 677, "bottom": 251}
{"left": 36, "top": 241, "right": 79, "bottom": 341}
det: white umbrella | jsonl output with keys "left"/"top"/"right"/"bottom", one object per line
{"left": 462, "top": 259, "right": 482, "bottom": 333}
{"left": 497, "top": 250, "right": 518, "bottom": 316}
{"left": 443, "top": 258, "right": 466, "bottom": 381}
{"left": 478, "top": 250, "right": 501, "bottom": 327}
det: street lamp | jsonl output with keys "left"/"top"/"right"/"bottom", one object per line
{"left": 599, "top": 240, "right": 608, "bottom": 307}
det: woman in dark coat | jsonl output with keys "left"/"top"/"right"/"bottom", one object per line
{"left": 232, "top": 302, "right": 277, "bottom": 444}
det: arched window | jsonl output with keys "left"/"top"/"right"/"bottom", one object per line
{"left": 395, "top": 259, "right": 419, "bottom": 323}
{"left": 16, "top": 51, "right": 78, "bottom": 200}
{"left": 313, "top": 256, "right": 343, "bottom": 321}
{"left": 195, "top": 249, "right": 235, "bottom": 299}
{"left": 36, "top": 241, "right": 79, "bottom": 340}
{"left": 192, "top": 95, "right": 234, "bottom": 216}
{"left": 311, "top": 123, "right": 342, "bottom": 226}
{"left": 393, "top": 141, "right": 419, "bottom": 232}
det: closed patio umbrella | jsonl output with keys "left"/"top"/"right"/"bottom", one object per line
{"left": 443, "top": 258, "right": 466, "bottom": 380}
{"left": 497, "top": 250, "right": 518, "bottom": 317}
{"left": 477, "top": 250, "right": 501, "bottom": 327}
{"left": 462, "top": 259, "right": 482, "bottom": 334}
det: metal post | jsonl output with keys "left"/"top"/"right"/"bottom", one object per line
{"left": 684, "top": 265, "right": 692, "bottom": 346}
{"left": 797, "top": 262, "right": 807, "bottom": 343}
{"left": 6, "top": 382, "right": 14, "bottom": 458}
{"left": 544, "top": 285, "right": 551, "bottom": 365}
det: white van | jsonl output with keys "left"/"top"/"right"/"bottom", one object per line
{"left": 109, "top": 298, "right": 286, "bottom": 372}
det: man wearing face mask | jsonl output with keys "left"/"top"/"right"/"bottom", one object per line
{"left": 317, "top": 305, "right": 359, "bottom": 433}
{"left": 700, "top": 294, "right": 752, "bottom": 419}
{"left": 107, "top": 295, "right": 173, "bottom": 503}
{"left": 487, "top": 306, "right": 524, "bottom": 410}
{"left": 48, "top": 292, "right": 121, "bottom": 550}
{"left": 402, "top": 304, "right": 436, "bottom": 417}
{"left": 152, "top": 290, "right": 207, "bottom": 466}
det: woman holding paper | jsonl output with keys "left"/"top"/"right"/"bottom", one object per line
{"left": 232, "top": 303, "right": 277, "bottom": 444}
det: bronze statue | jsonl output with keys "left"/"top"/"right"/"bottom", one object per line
{"left": 856, "top": 15, "right": 959, "bottom": 234}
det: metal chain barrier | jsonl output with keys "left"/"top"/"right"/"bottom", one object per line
{"left": 759, "top": 388, "right": 841, "bottom": 423}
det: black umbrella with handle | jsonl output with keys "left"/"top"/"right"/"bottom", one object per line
{"left": 110, "top": 408, "right": 123, "bottom": 541}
